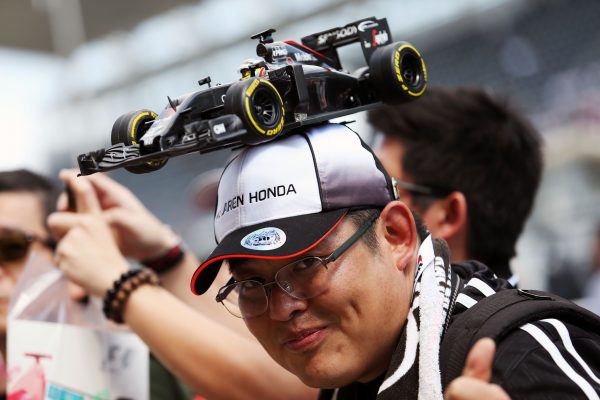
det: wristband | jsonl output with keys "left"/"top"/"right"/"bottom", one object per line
{"left": 103, "top": 268, "right": 160, "bottom": 323}
{"left": 142, "top": 243, "right": 185, "bottom": 273}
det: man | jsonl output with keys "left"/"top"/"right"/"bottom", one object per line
{"left": 51, "top": 124, "right": 600, "bottom": 399}
{"left": 0, "top": 169, "right": 59, "bottom": 399}
{"left": 191, "top": 124, "right": 598, "bottom": 399}
{"left": 369, "top": 86, "right": 543, "bottom": 284}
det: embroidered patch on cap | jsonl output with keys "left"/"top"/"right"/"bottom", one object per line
{"left": 241, "top": 227, "right": 287, "bottom": 250}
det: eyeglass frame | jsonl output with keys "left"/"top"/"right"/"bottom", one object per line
{"left": 215, "top": 210, "right": 380, "bottom": 318}
{"left": 392, "top": 177, "right": 453, "bottom": 199}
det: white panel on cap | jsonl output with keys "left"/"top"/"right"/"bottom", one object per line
{"left": 307, "top": 124, "right": 391, "bottom": 209}
{"left": 215, "top": 135, "right": 322, "bottom": 242}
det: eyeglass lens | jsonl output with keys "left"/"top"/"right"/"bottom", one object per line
{"left": 219, "top": 257, "right": 329, "bottom": 318}
{"left": 0, "top": 228, "right": 33, "bottom": 262}
{"left": 217, "top": 210, "right": 380, "bottom": 318}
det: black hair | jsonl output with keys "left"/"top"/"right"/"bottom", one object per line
{"left": 0, "top": 169, "right": 59, "bottom": 229}
{"left": 368, "top": 86, "right": 543, "bottom": 267}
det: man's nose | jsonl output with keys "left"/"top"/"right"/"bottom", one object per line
{"left": 268, "top": 285, "right": 308, "bottom": 321}
{"left": 0, "top": 266, "right": 15, "bottom": 289}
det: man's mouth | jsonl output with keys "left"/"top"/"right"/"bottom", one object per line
{"left": 282, "top": 326, "right": 328, "bottom": 352}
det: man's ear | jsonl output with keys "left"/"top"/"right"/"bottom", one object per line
{"left": 421, "top": 192, "right": 467, "bottom": 238}
{"left": 421, "top": 191, "right": 468, "bottom": 260}
{"left": 379, "top": 201, "right": 418, "bottom": 272}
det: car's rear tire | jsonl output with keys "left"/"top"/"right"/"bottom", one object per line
{"left": 111, "top": 109, "right": 167, "bottom": 174}
{"left": 224, "top": 78, "right": 285, "bottom": 145}
{"left": 369, "top": 42, "right": 427, "bottom": 104}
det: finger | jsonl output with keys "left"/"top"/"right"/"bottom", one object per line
{"left": 86, "top": 172, "right": 142, "bottom": 210}
{"left": 59, "top": 168, "right": 79, "bottom": 181}
{"left": 53, "top": 233, "right": 77, "bottom": 266}
{"left": 68, "top": 282, "right": 89, "bottom": 303}
{"left": 53, "top": 240, "right": 66, "bottom": 267}
{"left": 63, "top": 174, "right": 102, "bottom": 214}
{"left": 102, "top": 207, "right": 132, "bottom": 225}
{"left": 88, "top": 171, "right": 134, "bottom": 199}
{"left": 60, "top": 168, "right": 129, "bottom": 211}
{"left": 56, "top": 191, "right": 68, "bottom": 212}
{"left": 462, "top": 337, "right": 496, "bottom": 382}
{"left": 445, "top": 377, "right": 510, "bottom": 400}
{"left": 56, "top": 170, "right": 80, "bottom": 211}
{"left": 47, "top": 212, "right": 84, "bottom": 239}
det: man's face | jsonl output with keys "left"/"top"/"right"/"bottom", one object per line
{"left": 0, "top": 192, "right": 52, "bottom": 334}
{"left": 376, "top": 136, "right": 435, "bottom": 226}
{"left": 233, "top": 217, "right": 412, "bottom": 388}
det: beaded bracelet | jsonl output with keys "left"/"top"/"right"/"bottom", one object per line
{"left": 103, "top": 268, "right": 160, "bottom": 323}
{"left": 141, "top": 243, "right": 185, "bottom": 273}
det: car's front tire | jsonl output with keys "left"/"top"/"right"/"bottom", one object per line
{"left": 111, "top": 109, "right": 167, "bottom": 174}
{"left": 224, "top": 78, "right": 285, "bottom": 145}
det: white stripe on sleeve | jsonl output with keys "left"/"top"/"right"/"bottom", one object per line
{"left": 521, "top": 323, "right": 599, "bottom": 400}
{"left": 541, "top": 319, "right": 600, "bottom": 385}
{"left": 456, "top": 293, "right": 477, "bottom": 309}
{"left": 465, "top": 277, "right": 496, "bottom": 297}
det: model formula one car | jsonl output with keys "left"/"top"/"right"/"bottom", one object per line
{"left": 77, "top": 17, "right": 427, "bottom": 175}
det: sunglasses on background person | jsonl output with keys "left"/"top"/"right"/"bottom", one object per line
{"left": 393, "top": 179, "right": 453, "bottom": 198}
{"left": 0, "top": 227, "right": 56, "bottom": 263}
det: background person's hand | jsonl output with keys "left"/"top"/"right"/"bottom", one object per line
{"left": 58, "top": 169, "right": 179, "bottom": 261}
{"left": 444, "top": 338, "right": 511, "bottom": 400}
{"left": 49, "top": 174, "right": 129, "bottom": 297}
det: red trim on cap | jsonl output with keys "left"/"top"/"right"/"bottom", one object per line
{"left": 190, "top": 211, "right": 348, "bottom": 295}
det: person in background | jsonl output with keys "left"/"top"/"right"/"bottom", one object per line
{"left": 369, "top": 86, "right": 543, "bottom": 285}
{"left": 0, "top": 169, "right": 211, "bottom": 400}
{"left": 0, "top": 170, "right": 59, "bottom": 399}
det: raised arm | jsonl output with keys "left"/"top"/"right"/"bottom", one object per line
{"left": 49, "top": 171, "right": 317, "bottom": 400}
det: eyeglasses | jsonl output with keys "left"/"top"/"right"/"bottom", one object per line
{"left": 216, "top": 211, "right": 380, "bottom": 319}
{"left": 0, "top": 227, "right": 55, "bottom": 263}
{"left": 392, "top": 178, "right": 452, "bottom": 199}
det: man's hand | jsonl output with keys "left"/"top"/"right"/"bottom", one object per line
{"left": 444, "top": 338, "right": 511, "bottom": 400}
{"left": 49, "top": 174, "right": 129, "bottom": 297}
{"left": 58, "top": 170, "right": 179, "bottom": 261}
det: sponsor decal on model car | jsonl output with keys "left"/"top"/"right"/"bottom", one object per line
{"left": 373, "top": 30, "right": 390, "bottom": 47}
{"left": 317, "top": 25, "right": 358, "bottom": 45}
{"left": 357, "top": 20, "right": 379, "bottom": 32}
{"left": 213, "top": 123, "right": 226, "bottom": 135}
{"left": 294, "top": 52, "right": 317, "bottom": 62}
{"left": 271, "top": 45, "right": 288, "bottom": 58}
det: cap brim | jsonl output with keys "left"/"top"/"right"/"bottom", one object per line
{"left": 191, "top": 208, "right": 348, "bottom": 295}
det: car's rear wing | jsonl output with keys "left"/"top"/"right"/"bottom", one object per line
{"left": 301, "top": 17, "right": 392, "bottom": 69}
